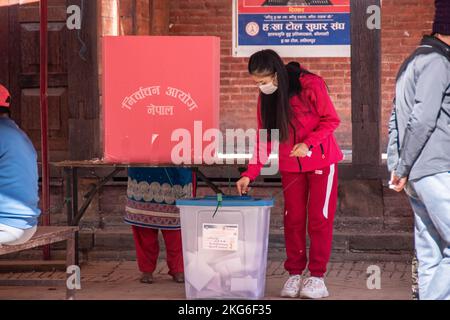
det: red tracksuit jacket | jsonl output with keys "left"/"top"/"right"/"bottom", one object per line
{"left": 242, "top": 73, "right": 343, "bottom": 181}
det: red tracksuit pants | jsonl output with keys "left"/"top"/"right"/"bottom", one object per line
{"left": 132, "top": 226, "right": 184, "bottom": 276}
{"left": 281, "top": 164, "right": 338, "bottom": 277}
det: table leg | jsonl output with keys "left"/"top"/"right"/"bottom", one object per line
{"left": 193, "top": 167, "right": 226, "bottom": 195}
{"left": 64, "top": 168, "right": 73, "bottom": 225}
{"left": 66, "top": 168, "right": 80, "bottom": 265}
{"left": 66, "top": 233, "right": 77, "bottom": 300}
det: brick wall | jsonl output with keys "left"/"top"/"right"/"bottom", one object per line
{"left": 98, "top": 0, "right": 435, "bottom": 151}
{"left": 169, "top": 0, "right": 352, "bottom": 148}
{"left": 168, "top": 0, "right": 435, "bottom": 151}
{"left": 99, "top": 1, "right": 151, "bottom": 92}
{"left": 380, "top": 0, "right": 434, "bottom": 150}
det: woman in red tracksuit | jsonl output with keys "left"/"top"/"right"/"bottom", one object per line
{"left": 236, "top": 49, "right": 343, "bottom": 299}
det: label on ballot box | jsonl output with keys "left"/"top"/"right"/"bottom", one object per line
{"left": 202, "top": 223, "right": 239, "bottom": 251}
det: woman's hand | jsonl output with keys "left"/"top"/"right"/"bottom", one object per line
{"left": 290, "top": 143, "right": 310, "bottom": 158}
{"left": 236, "top": 176, "right": 251, "bottom": 196}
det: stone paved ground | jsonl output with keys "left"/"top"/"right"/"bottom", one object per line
{"left": 0, "top": 260, "right": 411, "bottom": 300}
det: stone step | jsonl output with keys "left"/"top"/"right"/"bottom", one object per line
{"left": 32, "top": 227, "right": 414, "bottom": 252}
{"left": 0, "top": 228, "right": 413, "bottom": 263}
{"left": 65, "top": 212, "right": 414, "bottom": 233}
{"left": 85, "top": 228, "right": 414, "bottom": 251}
{"left": 0, "top": 248, "right": 413, "bottom": 269}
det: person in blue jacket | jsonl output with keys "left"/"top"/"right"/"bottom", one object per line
{"left": 0, "top": 84, "right": 40, "bottom": 245}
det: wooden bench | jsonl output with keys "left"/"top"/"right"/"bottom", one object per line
{"left": 0, "top": 226, "right": 79, "bottom": 300}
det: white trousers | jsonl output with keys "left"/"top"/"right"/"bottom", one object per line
{"left": 0, "top": 223, "right": 37, "bottom": 245}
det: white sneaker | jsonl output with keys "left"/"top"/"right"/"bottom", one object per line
{"left": 300, "top": 277, "right": 329, "bottom": 299}
{"left": 280, "top": 275, "right": 302, "bottom": 298}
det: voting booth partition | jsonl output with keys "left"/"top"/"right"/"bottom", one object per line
{"left": 102, "top": 36, "right": 221, "bottom": 164}
{"left": 177, "top": 196, "right": 274, "bottom": 300}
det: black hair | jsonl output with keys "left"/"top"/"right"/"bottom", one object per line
{"left": 285, "top": 61, "right": 314, "bottom": 97}
{"left": 248, "top": 49, "right": 291, "bottom": 142}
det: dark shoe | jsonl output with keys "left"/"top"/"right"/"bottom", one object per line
{"left": 140, "top": 273, "right": 154, "bottom": 284}
{"left": 172, "top": 272, "right": 185, "bottom": 283}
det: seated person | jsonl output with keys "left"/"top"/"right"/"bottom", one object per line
{"left": 0, "top": 84, "right": 40, "bottom": 246}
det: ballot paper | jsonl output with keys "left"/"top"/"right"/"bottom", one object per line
{"left": 208, "top": 252, "right": 240, "bottom": 266}
{"left": 214, "top": 257, "right": 243, "bottom": 277}
{"left": 185, "top": 255, "right": 216, "bottom": 291}
{"left": 230, "top": 276, "right": 258, "bottom": 292}
{"left": 195, "top": 236, "right": 234, "bottom": 266}
{"left": 205, "top": 273, "right": 222, "bottom": 293}
{"left": 184, "top": 251, "right": 196, "bottom": 265}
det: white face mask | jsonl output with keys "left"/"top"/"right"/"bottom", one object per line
{"left": 259, "top": 81, "right": 278, "bottom": 95}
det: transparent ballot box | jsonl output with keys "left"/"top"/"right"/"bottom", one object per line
{"left": 176, "top": 196, "right": 274, "bottom": 299}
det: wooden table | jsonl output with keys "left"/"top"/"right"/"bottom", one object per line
{"left": 51, "top": 160, "right": 246, "bottom": 264}
{"left": 0, "top": 226, "right": 79, "bottom": 300}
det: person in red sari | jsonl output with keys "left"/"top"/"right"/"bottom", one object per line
{"left": 125, "top": 167, "right": 196, "bottom": 284}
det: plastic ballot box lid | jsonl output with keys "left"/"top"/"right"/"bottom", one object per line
{"left": 176, "top": 195, "right": 274, "bottom": 207}
{"left": 102, "top": 36, "right": 220, "bottom": 164}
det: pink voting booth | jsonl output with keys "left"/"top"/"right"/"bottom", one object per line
{"left": 102, "top": 36, "right": 220, "bottom": 164}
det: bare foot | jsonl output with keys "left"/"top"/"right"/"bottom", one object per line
{"left": 140, "top": 272, "right": 154, "bottom": 284}
{"left": 172, "top": 272, "right": 185, "bottom": 283}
